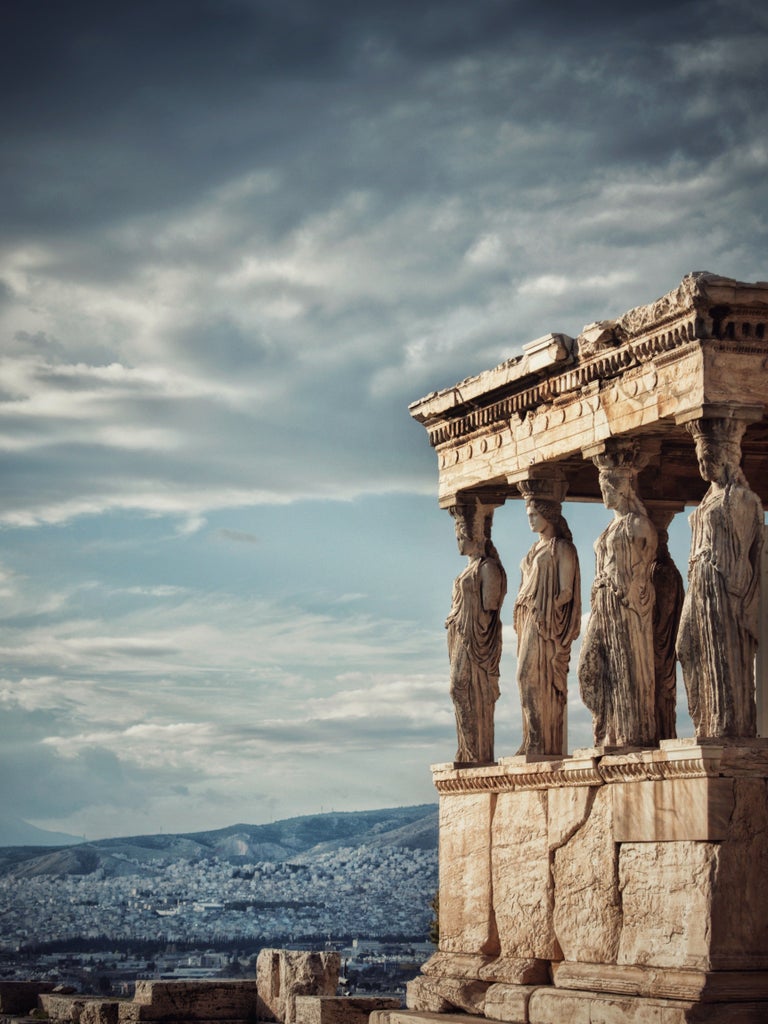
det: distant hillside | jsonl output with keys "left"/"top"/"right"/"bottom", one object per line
{"left": 0, "top": 804, "right": 438, "bottom": 880}
{"left": 0, "top": 816, "right": 81, "bottom": 847}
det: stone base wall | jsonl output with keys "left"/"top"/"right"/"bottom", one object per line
{"left": 410, "top": 739, "right": 768, "bottom": 1021}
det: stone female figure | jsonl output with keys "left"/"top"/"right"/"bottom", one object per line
{"left": 578, "top": 454, "right": 657, "bottom": 748}
{"left": 513, "top": 498, "right": 581, "bottom": 755}
{"left": 676, "top": 418, "right": 763, "bottom": 738}
{"left": 446, "top": 500, "right": 507, "bottom": 764}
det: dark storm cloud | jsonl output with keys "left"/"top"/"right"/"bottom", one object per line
{"left": 5, "top": 0, "right": 765, "bottom": 241}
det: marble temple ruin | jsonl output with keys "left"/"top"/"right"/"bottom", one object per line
{"left": 384, "top": 273, "right": 768, "bottom": 1024}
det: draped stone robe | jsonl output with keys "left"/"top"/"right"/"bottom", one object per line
{"left": 677, "top": 482, "right": 763, "bottom": 737}
{"left": 446, "top": 554, "right": 506, "bottom": 763}
{"left": 514, "top": 537, "right": 581, "bottom": 755}
{"left": 579, "top": 512, "right": 657, "bottom": 748}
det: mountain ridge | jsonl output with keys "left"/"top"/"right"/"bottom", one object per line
{"left": 0, "top": 804, "right": 438, "bottom": 880}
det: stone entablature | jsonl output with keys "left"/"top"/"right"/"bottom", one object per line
{"left": 410, "top": 272, "right": 768, "bottom": 508}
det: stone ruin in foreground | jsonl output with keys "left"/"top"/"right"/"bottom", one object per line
{"left": 384, "top": 272, "right": 768, "bottom": 1024}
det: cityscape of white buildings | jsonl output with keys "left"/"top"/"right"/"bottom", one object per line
{"left": 0, "top": 844, "right": 438, "bottom": 951}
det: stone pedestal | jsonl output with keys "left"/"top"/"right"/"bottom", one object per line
{"left": 405, "top": 740, "right": 768, "bottom": 1023}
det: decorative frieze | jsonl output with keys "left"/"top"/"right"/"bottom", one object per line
{"left": 430, "top": 741, "right": 750, "bottom": 795}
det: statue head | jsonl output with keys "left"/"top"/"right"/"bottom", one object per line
{"left": 450, "top": 499, "right": 494, "bottom": 558}
{"left": 592, "top": 440, "right": 647, "bottom": 516}
{"left": 686, "top": 417, "right": 746, "bottom": 486}
{"left": 598, "top": 468, "right": 634, "bottom": 513}
{"left": 524, "top": 497, "right": 572, "bottom": 542}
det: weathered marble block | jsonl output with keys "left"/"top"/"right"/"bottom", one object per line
{"left": 293, "top": 996, "right": 401, "bottom": 1024}
{"left": 119, "top": 980, "right": 258, "bottom": 1023}
{"left": 80, "top": 1001, "right": 121, "bottom": 1024}
{"left": 617, "top": 840, "right": 716, "bottom": 970}
{"left": 371, "top": 1012, "right": 481, "bottom": 1024}
{"left": 39, "top": 994, "right": 92, "bottom": 1023}
{"left": 527, "top": 986, "right": 768, "bottom": 1023}
{"left": 437, "top": 790, "right": 497, "bottom": 955}
{"left": 405, "top": 976, "right": 487, "bottom": 1016}
{"left": 40, "top": 996, "right": 122, "bottom": 1024}
{"left": 491, "top": 790, "right": 557, "bottom": 960}
{"left": 483, "top": 983, "right": 538, "bottom": 1023}
{"left": 709, "top": 776, "right": 768, "bottom": 969}
{"left": 552, "top": 785, "right": 620, "bottom": 964}
{"left": 611, "top": 777, "right": 734, "bottom": 841}
{"left": 256, "top": 949, "right": 340, "bottom": 1024}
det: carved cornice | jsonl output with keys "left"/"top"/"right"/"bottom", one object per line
{"left": 598, "top": 761, "right": 665, "bottom": 783}
{"left": 432, "top": 757, "right": 602, "bottom": 794}
{"left": 658, "top": 757, "right": 722, "bottom": 779}
{"left": 430, "top": 743, "right": 760, "bottom": 794}
{"left": 414, "top": 274, "right": 768, "bottom": 458}
{"left": 424, "top": 328, "right": 690, "bottom": 450}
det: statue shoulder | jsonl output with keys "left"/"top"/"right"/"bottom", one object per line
{"left": 627, "top": 511, "right": 656, "bottom": 544}
{"left": 553, "top": 536, "right": 578, "bottom": 566}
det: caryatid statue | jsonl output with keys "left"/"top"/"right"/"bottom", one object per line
{"left": 648, "top": 505, "right": 684, "bottom": 741}
{"left": 445, "top": 497, "right": 507, "bottom": 764}
{"left": 578, "top": 441, "right": 658, "bottom": 748}
{"left": 513, "top": 480, "right": 581, "bottom": 756}
{"left": 676, "top": 417, "right": 764, "bottom": 738}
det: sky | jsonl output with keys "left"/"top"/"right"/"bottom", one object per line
{"left": 1, "top": 0, "right": 767, "bottom": 841}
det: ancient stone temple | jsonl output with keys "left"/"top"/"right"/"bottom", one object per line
{"left": 381, "top": 274, "right": 768, "bottom": 1024}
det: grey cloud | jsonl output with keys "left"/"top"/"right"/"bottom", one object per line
{"left": 4, "top": 0, "right": 765, "bottom": 243}
{"left": 217, "top": 529, "right": 261, "bottom": 545}
{"left": 221, "top": 714, "right": 453, "bottom": 755}
{"left": 0, "top": 739, "right": 178, "bottom": 820}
